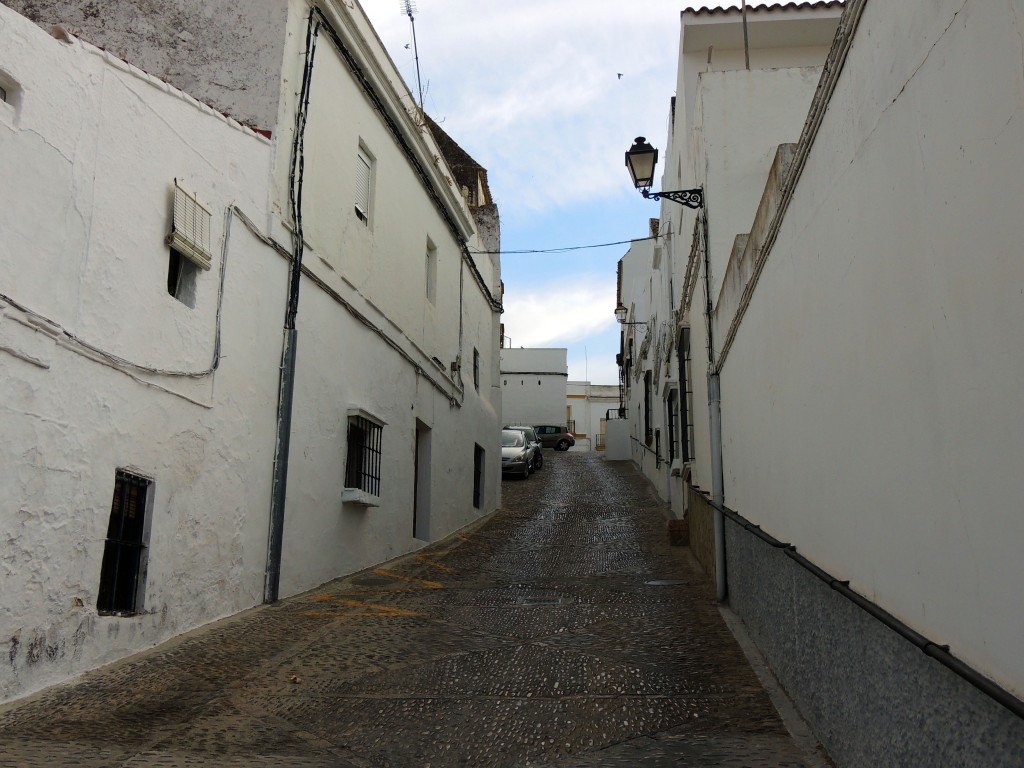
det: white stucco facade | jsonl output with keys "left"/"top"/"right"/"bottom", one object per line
{"left": 619, "top": 5, "right": 841, "bottom": 519}
{"left": 0, "top": 0, "right": 502, "bottom": 704}
{"left": 500, "top": 348, "right": 568, "bottom": 428}
{"left": 0, "top": 7, "right": 278, "bottom": 702}
{"left": 619, "top": 0, "right": 1024, "bottom": 752}
{"left": 712, "top": 0, "right": 1024, "bottom": 698}
{"left": 566, "top": 381, "right": 620, "bottom": 451}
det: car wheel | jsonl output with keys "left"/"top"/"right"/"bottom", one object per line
{"left": 556, "top": 439, "right": 571, "bottom": 451}
{"left": 521, "top": 462, "right": 530, "bottom": 479}
{"left": 533, "top": 452, "right": 543, "bottom": 471}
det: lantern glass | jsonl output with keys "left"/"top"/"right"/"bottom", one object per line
{"left": 625, "top": 137, "right": 658, "bottom": 189}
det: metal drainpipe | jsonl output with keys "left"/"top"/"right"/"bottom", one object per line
{"left": 709, "top": 372, "right": 726, "bottom": 601}
{"left": 265, "top": 9, "right": 319, "bottom": 604}
{"left": 701, "top": 208, "right": 727, "bottom": 602}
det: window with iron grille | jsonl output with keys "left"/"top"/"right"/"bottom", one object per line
{"left": 473, "top": 348, "right": 480, "bottom": 390}
{"left": 643, "top": 371, "right": 653, "bottom": 445}
{"left": 345, "top": 411, "right": 383, "bottom": 497}
{"left": 473, "top": 444, "right": 485, "bottom": 509}
{"left": 667, "top": 389, "right": 679, "bottom": 464}
{"left": 97, "top": 470, "right": 152, "bottom": 615}
{"left": 679, "top": 328, "right": 694, "bottom": 462}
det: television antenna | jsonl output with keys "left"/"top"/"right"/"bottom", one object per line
{"left": 401, "top": 0, "right": 425, "bottom": 112}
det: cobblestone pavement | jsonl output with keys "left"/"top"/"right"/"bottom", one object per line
{"left": 0, "top": 453, "right": 826, "bottom": 767}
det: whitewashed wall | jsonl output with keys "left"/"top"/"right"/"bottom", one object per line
{"left": 567, "top": 382, "right": 619, "bottom": 451}
{"left": 0, "top": 0, "right": 503, "bottom": 705}
{"left": 630, "top": 7, "right": 839, "bottom": 516}
{"left": 0, "top": 7, "right": 278, "bottom": 702}
{"left": 718, "top": 0, "right": 1024, "bottom": 697}
{"left": 500, "top": 348, "right": 568, "bottom": 427}
{"left": 271, "top": 0, "right": 502, "bottom": 594}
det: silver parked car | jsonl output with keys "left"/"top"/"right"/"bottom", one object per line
{"left": 501, "top": 429, "right": 532, "bottom": 479}
{"left": 503, "top": 425, "right": 543, "bottom": 472}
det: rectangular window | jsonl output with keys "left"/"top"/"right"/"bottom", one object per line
{"left": 354, "top": 148, "right": 372, "bottom": 224}
{"left": 425, "top": 239, "right": 437, "bottom": 302}
{"left": 667, "top": 389, "right": 679, "bottom": 463}
{"left": 166, "top": 179, "right": 213, "bottom": 271}
{"left": 473, "top": 444, "right": 485, "bottom": 510}
{"left": 345, "top": 411, "right": 383, "bottom": 498}
{"left": 473, "top": 348, "right": 480, "bottom": 391}
{"left": 679, "top": 328, "right": 693, "bottom": 462}
{"left": 643, "top": 371, "right": 653, "bottom": 445}
{"left": 166, "top": 180, "right": 211, "bottom": 307}
{"left": 97, "top": 470, "right": 152, "bottom": 615}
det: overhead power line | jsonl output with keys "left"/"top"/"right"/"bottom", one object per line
{"left": 470, "top": 235, "right": 659, "bottom": 256}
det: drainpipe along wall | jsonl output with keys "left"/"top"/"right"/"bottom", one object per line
{"left": 700, "top": 209, "right": 727, "bottom": 602}
{"left": 265, "top": 8, "right": 320, "bottom": 604}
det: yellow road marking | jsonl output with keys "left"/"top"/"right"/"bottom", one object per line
{"left": 413, "top": 555, "right": 456, "bottom": 573}
{"left": 372, "top": 569, "right": 444, "bottom": 589}
{"left": 300, "top": 599, "right": 419, "bottom": 618}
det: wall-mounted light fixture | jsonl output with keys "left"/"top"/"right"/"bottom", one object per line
{"left": 625, "top": 137, "right": 704, "bottom": 209}
{"left": 615, "top": 304, "right": 647, "bottom": 326}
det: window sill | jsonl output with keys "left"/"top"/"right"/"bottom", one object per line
{"left": 342, "top": 488, "right": 380, "bottom": 507}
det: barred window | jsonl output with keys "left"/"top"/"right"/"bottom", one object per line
{"left": 679, "top": 328, "right": 693, "bottom": 462}
{"left": 345, "top": 411, "right": 383, "bottom": 498}
{"left": 473, "top": 348, "right": 480, "bottom": 390}
{"left": 97, "top": 469, "right": 152, "bottom": 615}
{"left": 643, "top": 371, "right": 653, "bottom": 445}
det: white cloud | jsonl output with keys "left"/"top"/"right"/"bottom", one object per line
{"left": 501, "top": 277, "right": 618, "bottom": 349}
{"left": 363, "top": 0, "right": 682, "bottom": 216}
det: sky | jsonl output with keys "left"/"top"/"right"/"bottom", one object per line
{"left": 361, "top": 1, "right": 746, "bottom": 384}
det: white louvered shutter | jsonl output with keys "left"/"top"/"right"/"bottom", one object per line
{"left": 166, "top": 180, "right": 213, "bottom": 270}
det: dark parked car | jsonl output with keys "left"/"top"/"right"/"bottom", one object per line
{"left": 503, "top": 425, "right": 543, "bottom": 472}
{"left": 533, "top": 425, "right": 575, "bottom": 451}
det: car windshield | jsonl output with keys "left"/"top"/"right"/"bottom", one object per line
{"left": 501, "top": 431, "right": 525, "bottom": 447}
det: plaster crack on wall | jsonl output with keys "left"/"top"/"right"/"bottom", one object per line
{"left": 888, "top": 0, "right": 970, "bottom": 113}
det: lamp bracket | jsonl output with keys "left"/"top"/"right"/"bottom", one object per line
{"left": 642, "top": 187, "right": 704, "bottom": 209}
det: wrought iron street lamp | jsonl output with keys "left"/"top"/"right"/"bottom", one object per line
{"left": 625, "top": 137, "right": 704, "bottom": 209}
{"left": 615, "top": 304, "right": 647, "bottom": 326}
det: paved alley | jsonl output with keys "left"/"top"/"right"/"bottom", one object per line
{"left": 0, "top": 452, "right": 825, "bottom": 767}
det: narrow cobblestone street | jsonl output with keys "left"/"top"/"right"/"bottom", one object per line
{"left": 0, "top": 453, "right": 824, "bottom": 767}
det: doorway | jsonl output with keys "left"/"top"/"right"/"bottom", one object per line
{"left": 414, "top": 420, "right": 432, "bottom": 540}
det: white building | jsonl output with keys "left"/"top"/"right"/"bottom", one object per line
{"left": 619, "top": 0, "right": 1024, "bottom": 764}
{"left": 0, "top": 0, "right": 502, "bottom": 704}
{"left": 500, "top": 348, "right": 567, "bottom": 428}
{"left": 567, "top": 382, "right": 621, "bottom": 452}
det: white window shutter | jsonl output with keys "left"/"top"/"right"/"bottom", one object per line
{"left": 166, "top": 180, "right": 213, "bottom": 270}
{"left": 354, "top": 152, "right": 371, "bottom": 220}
